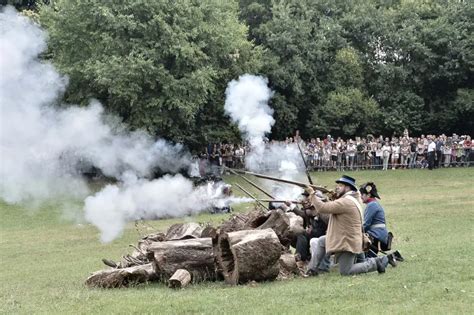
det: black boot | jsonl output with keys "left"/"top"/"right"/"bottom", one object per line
{"left": 387, "top": 253, "right": 397, "bottom": 267}
{"left": 393, "top": 250, "right": 404, "bottom": 262}
{"left": 376, "top": 257, "right": 386, "bottom": 273}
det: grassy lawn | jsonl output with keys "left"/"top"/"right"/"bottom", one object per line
{"left": 1, "top": 168, "right": 473, "bottom": 314}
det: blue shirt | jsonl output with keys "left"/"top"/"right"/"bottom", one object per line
{"left": 363, "top": 200, "right": 388, "bottom": 244}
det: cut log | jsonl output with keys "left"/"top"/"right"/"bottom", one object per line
{"left": 85, "top": 263, "right": 157, "bottom": 288}
{"left": 277, "top": 253, "right": 299, "bottom": 280}
{"left": 166, "top": 222, "right": 203, "bottom": 240}
{"left": 218, "top": 208, "right": 268, "bottom": 234}
{"left": 217, "top": 228, "right": 282, "bottom": 285}
{"left": 168, "top": 269, "right": 192, "bottom": 289}
{"left": 148, "top": 237, "right": 215, "bottom": 282}
{"left": 256, "top": 209, "right": 291, "bottom": 246}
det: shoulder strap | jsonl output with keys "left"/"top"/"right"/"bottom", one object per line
{"left": 345, "top": 195, "right": 365, "bottom": 231}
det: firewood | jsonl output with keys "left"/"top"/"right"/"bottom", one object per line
{"left": 165, "top": 222, "right": 203, "bottom": 240}
{"left": 168, "top": 269, "right": 192, "bottom": 289}
{"left": 148, "top": 237, "right": 216, "bottom": 282}
{"left": 85, "top": 263, "right": 157, "bottom": 288}
{"left": 217, "top": 228, "right": 282, "bottom": 285}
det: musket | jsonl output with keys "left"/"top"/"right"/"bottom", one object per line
{"left": 256, "top": 199, "right": 303, "bottom": 204}
{"left": 226, "top": 167, "right": 274, "bottom": 199}
{"left": 296, "top": 141, "right": 314, "bottom": 185}
{"left": 231, "top": 169, "right": 332, "bottom": 194}
{"left": 234, "top": 183, "right": 269, "bottom": 211}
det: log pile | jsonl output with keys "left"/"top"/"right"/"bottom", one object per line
{"left": 85, "top": 207, "right": 305, "bottom": 289}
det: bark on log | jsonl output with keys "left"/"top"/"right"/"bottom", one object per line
{"left": 168, "top": 269, "right": 192, "bottom": 289}
{"left": 217, "top": 228, "right": 282, "bottom": 285}
{"left": 85, "top": 263, "right": 157, "bottom": 288}
{"left": 148, "top": 237, "right": 215, "bottom": 282}
{"left": 166, "top": 222, "right": 203, "bottom": 240}
{"left": 219, "top": 208, "right": 268, "bottom": 234}
{"left": 201, "top": 225, "right": 217, "bottom": 239}
{"left": 256, "top": 209, "right": 291, "bottom": 246}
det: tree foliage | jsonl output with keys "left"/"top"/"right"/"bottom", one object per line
{"left": 40, "top": 0, "right": 262, "bottom": 149}
{"left": 35, "top": 0, "right": 473, "bottom": 149}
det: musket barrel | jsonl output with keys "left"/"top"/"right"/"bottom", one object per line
{"left": 234, "top": 183, "right": 269, "bottom": 211}
{"left": 240, "top": 171, "right": 331, "bottom": 194}
{"left": 226, "top": 167, "right": 274, "bottom": 199}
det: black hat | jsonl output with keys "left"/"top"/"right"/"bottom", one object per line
{"left": 335, "top": 175, "right": 357, "bottom": 191}
{"left": 359, "top": 182, "right": 381, "bottom": 199}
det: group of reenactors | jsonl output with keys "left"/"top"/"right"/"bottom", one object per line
{"left": 278, "top": 175, "right": 404, "bottom": 277}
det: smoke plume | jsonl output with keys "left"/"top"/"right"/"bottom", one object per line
{"left": 1, "top": 7, "right": 249, "bottom": 242}
{"left": 85, "top": 173, "right": 251, "bottom": 243}
{"left": 0, "top": 7, "right": 191, "bottom": 205}
{"left": 224, "top": 75, "right": 305, "bottom": 199}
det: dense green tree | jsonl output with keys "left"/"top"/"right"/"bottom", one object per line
{"left": 36, "top": 0, "right": 473, "bottom": 146}
{"left": 40, "top": 0, "right": 262, "bottom": 149}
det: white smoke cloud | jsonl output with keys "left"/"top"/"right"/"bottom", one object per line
{"left": 224, "top": 74, "right": 306, "bottom": 199}
{"left": 0, "top": 7, "right": 255, "bottom": 243}
{"left": 85, "top": 173, "right": 252, "bottom": 243}
{"left": 0, "top": 7, "right": 190, "bottom": 205}
{"left": 224, "top": 74, "right": 275, "bottom": 170}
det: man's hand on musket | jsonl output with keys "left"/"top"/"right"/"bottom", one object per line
{"left": 304, "top": 185, "right": 315, "bottom": 196}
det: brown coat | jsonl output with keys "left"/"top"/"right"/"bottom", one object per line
{"left": 309, "top": 191, "right": 363, "bottom": 254}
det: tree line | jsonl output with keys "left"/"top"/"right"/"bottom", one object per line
{"left": 7, "top": 0, "right": 473, "bottom": 150}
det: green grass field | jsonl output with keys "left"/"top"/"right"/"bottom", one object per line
{"left": 1, "top": 168, "right": 473, "bottom": 314}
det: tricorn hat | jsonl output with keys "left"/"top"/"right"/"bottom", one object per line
{"left": 335, "top": 175, "right": 357, "bottom": 191}
{"left": 359, "top": 182, "right": 381, "bottom": 199}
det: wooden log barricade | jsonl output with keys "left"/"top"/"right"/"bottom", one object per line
{"left": 86, "top": 206, "right": 306, "bottom": 289}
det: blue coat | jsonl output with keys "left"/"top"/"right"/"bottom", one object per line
{"left": 363, "top": 200, "right": 388, "bottom": 244}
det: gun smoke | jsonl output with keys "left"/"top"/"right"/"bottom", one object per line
{"left": 0, "top": 7, "right": 248, "bottom": 242}
{"left": 224, "top": 75, "right": 306, "bottom": 200}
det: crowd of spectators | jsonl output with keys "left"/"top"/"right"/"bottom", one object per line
{"left": 195, "top": 130, "right": 472, "bottom": 175}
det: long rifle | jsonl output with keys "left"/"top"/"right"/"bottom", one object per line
{"left": 256, "top": 199, "right": 303, "bottom": 204}
{"left": 297, "top": 141, "right": 313, "bottom": 185}
{"left": 231, "top": 169, "right": 332, "bottom": 194}
{"left": 234, "top": 183, "right": 269, "bottom": 211}
{"left": 226, "top": 167, "right": 274, "bottom": 199}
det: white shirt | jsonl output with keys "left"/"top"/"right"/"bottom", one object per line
{"left": 428, "top": 142, "right": 436, "bottom": 152}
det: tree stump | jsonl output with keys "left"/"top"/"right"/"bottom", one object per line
{"left": 148, "top": 237, "right": 215, "bottom": 282}
{"left": 166, "top": 222, "right": 203, "bottom": 240}
{"left": 168, "top": 269, "right": 192, "bottom": 289}
{"left": 217, "top": 228, "right": 282, "bottom": 285}
{"left": 85, "top": 263, "right": 157, "bottom": 288}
